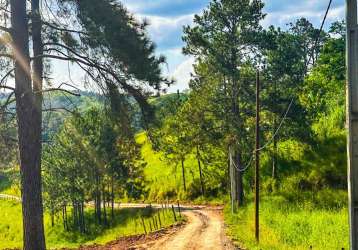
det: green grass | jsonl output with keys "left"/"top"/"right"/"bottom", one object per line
{"left": 224, "top": 195, "right": 349, "bottom": 250}
{"left": 136, "top": 132, "right": 202, "bottom": 201}
{"left": 0, "top": 168, "right": 20, "bottom": 196}
{"left": 0, "top": 200, "right": 181, "bottom": 249}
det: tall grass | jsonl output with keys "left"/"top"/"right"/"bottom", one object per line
{"left": 0, "top": 200, "right": 180, "bottom": 249}
{"left": 136, "top": 132, "right": 200, "bottom": 201}
{"left": 224, "top": 195, "right": 349, "bottom": 250}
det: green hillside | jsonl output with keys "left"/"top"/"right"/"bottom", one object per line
{"left": 136, "top": 132, "right": 225, "bottom": 203}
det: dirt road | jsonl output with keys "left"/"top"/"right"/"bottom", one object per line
{"left": 136, "top": 207, "right": 235, "bottom": 250}
{"left": 58, "top": 205, "right": 236, "bottom": 250}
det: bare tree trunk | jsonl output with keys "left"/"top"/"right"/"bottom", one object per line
{"left": 11, "top": 1, "right": 46, "bottom": 249}
{"left": 229, "top": 147, "right": 236, "bottom": 212}
{"left": 235, "top": 150, "right": 244, "bottom": 206}
{"left": 229, "top": 49, "right": 244, "bottom": 208}
{"left": 111, "top": 175, "right": 114, "bottom": 220}
{"left": 81, "top": 202, "right": 85, "bottom": 233}
{"left": 73, "top": 201, "right": 78, "bottom": 228}
{"left": 51, "top": 209, "right": 54, "bottom": 227}
{"left": 102, "top": 185, "right": 107, "bottom": 226}
{"left": 196, "top": 146, "right": 205, "bottom": 196}
{"left": 229, "top": 147, "right": 244, "bottom": 210}
{"left": 95, "top": 172, "right": 101, "bottom": 224}
{"left": 62, "top": 205, "right": 66, "bottom": 230}
{"left": 272, "top": 132, "right": 277, "bottom": 179}
{"left": 181, "top": 159, "right": 186, "bottom": 192}
{"left": 31, "top": 0, "right": 43, "bottom": 110}
{"left": 272, "top": 81, "right": 277, "bottom": 179}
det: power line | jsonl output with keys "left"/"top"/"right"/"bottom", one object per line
{"left": 229, "top": 153, "right": 254, "bottom": 172}
{"left": 306, "top": 0, "right": 333, "bottom": 68}
{"left": 256, "top": 99, "right": 294, "bottom": 152}
{"left": 229, "top": 0, "right": 334, "bottom": 173}
{"left": 256, "top": 0, "right": 333, "bottom": 153}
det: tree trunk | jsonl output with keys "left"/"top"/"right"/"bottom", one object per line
{"left": 31, "top": 0, "right": 43, "bottom": 110}
{"left": 235, "top": 150, "right": 244, "bottom": 206}
{"left": 51, "top": 209, "right": 54, "bottom": 227}
{"left": 272, "top": 81, "right": 277, "bottom": 179}
{"left": 111, "top": 175, "right": 114, "bottom": 220}
{"left": 81, "top": 202, "right": 85, "bottom": 233}
{"left": 62, "top": 206, "right": 66, "bottom": 230}
{"left": 73, "top": 201, "right": 78, "bottom": 229}
{"left": 227, "top": 152, "right": 231, "bottom": 192}
{"left": 102, "top": 185, "right": 107, "bottom": 226}
{"left": 229, "top": 147, "right": 236, "bottom": 212}
{"left": 229, "top": 147, "right": 244, "bottom": 210}
{"left": 196, "top": 146, "right": 205, "bottom": 196}
{"left": 181, "top": 159, "right": 186, "bottom": 191}
{"left": 272, "top": 132, "right": 277, "bottom": 179}
{"left": 11, "top": 1, "right": 46, "bottom": 249}
{"left": 64, "top": 204, "right": 68, "bottom": 231}
{"left": 95, "top": 172, "right": 101, "bottom": 224}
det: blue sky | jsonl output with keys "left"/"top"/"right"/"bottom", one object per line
{"left": 121, "top": 0, "right": 345, "bottom": 92}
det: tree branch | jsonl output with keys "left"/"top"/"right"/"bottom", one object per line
{"left": 0, "top": 68, "right": 15, "bottom": 86}
{"left": 42, "top": 21, "right": 88, "bottom": 36}
{"left": 41, "top": 87, "right": 80, "bottom": 96}
{"left": 0, "top": 92, "right": 15, "bottom": 110}
{"left": 43, "top": 107, "right": 76, "bottom": 114}
{"left": 0, "top": 85, "right": 14, "bottom": 91}
{"left": 0, "top": 25, "right": 12, "bottom": 34}
{"left": 37, "top": 48, "right": 153, "bottom": 117}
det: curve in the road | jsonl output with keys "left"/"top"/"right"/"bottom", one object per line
{"left": 144, "top": 208, "right": 235, "bottom": 250}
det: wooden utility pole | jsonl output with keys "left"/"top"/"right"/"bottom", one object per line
{"left": 255, "top": 70, "right": 260, "bottom": 242}
{"left": 347, "top": 1, "right": 358, "bottom": 249}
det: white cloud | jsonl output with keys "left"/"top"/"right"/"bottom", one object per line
{"left": 328, "top": 6, "right": 345, "bottom": 21}
{"left": 167, "top": 56, "right": 195, "bottom": 93}
{"left": 262, "top": 4, "right": 345, "bottom": 28}
{"left": 135, "top": 13, "right": 194, "bottom": 44}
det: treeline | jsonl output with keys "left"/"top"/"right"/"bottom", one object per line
{"left": 151, "top": 0, "right": 346, "bottom": 207}
{"left": 42, "top": 105, "right": 145, "bottom": 232}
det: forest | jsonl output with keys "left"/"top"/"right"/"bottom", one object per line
{"left": 0, "top": 0, "right": 350, "bottom": 249}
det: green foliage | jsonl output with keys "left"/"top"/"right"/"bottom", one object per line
{"left": 43, "top": 106, "right": 145, "bottom": 227}
{"left": 73, "top": 0, "right": 167, "bottom": 86}
{"left": 0, "top": 168, "right": 20, "bottom": 196}
{"left": 136, "top": 132, "right": 226, "bottom": 201}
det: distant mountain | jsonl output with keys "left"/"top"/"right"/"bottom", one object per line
{"left": 0, "top": 91, "right": 104, "bottom": 141}
{"left": 41, "top": 91, "right": 104, "bottom": 141}
{"left": 0, "top": 91, "right": 189, "bottom": 140}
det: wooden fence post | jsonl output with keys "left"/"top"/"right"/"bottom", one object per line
{"left": 177, "top": 201, "right": 181, "bottom": 218}
{"left": 171, "top": 205, "right": 177, "bottom": 222}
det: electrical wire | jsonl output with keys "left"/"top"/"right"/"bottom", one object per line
{"left": 229, "top": 153, "right": 254, "bottom": 172}
{"left": 230, "top": 0, "right": 334, "bottom": 171}
{"left": 256, "top": 0, "right": 333, "bottom": 153}
{"left": 305, "top": 0, "right": 333, "bottom": 69}
{"left": 256, "top": 98, "right": 294, "bottom": 152}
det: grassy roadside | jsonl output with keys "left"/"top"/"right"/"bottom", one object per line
{"left": 136, "top": 132, "right": 202, "bottom": 201}
{"left": 224, "top": 196, "right": 349, "bottom": 250}
{"left": 0, "top": 200, "right": 182, "bottom": 249}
